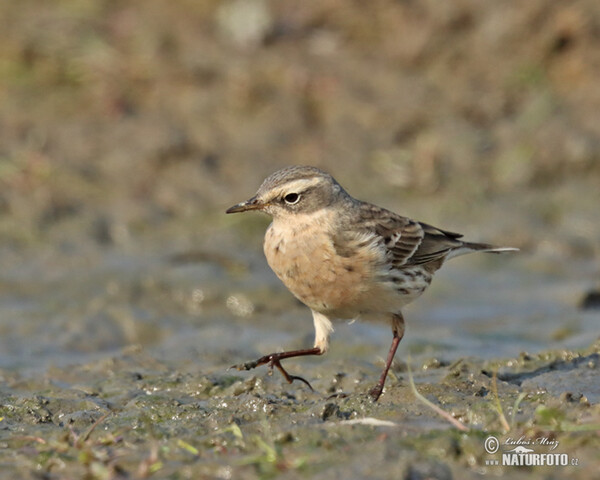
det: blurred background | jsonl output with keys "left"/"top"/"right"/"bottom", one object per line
{"left": 1, "top": 0, "right": 599, "bottom": 385}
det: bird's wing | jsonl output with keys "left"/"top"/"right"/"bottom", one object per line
{"left": 351, "top": 203, "right": 464, "bottom": 268}
{"left": 406, "top": 222, "right": 464, "bottom": 266}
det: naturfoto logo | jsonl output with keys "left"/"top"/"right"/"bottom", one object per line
{"left": 484, "top": 435, "right": 578, "bottom": 467}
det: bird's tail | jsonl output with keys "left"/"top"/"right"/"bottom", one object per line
{"left": 462, "top": 242, "right": 519, "bottom": 254}
{"left": 447, "top": 242, "right": 519, "bottom": 260}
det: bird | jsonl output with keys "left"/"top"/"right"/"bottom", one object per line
{"left": 226, "top": 165, "right": 517, "bottom": 401}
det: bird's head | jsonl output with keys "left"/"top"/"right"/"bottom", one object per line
{"left": 226, "top": 165, "right": 349, "bottom": 219}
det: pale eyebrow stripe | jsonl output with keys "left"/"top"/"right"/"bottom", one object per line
{"left": 270, "top": 177, "right": 321, "bottom": 198}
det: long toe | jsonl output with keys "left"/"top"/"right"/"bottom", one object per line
{"left": 288, "top": 374, "right": 315, "bottom": 391}
{"left": 230, "top": 357, "right": 264, "bottom": 371}
{"left": 230, "top": 362, "right": 252, "bottom": 371}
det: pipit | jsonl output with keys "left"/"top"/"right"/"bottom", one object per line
{"left": 226, "top": 166, "right": 517, "bottom": 401}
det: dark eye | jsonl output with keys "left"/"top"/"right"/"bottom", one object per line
{"left": 283, "top": 193, "right": 301, "bottom": 205}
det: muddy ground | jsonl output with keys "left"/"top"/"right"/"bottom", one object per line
{"left": 1, "top": 1, "right": 600, "bottom": 479}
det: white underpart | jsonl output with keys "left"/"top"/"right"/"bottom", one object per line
{"left": 312, "top": 310, "right": 334, "bottom": 353}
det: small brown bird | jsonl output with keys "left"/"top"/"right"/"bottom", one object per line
{"left": 226, "top": 166, "right": 517, "bottom": 401}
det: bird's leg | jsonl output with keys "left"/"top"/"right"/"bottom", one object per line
{"left": 369, "top": 312, "right": 405, "bottom": 401}
{"left": 231, "top": 347, "right": 322, "bottom": 391}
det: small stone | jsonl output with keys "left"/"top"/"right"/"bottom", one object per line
{"left": 580, "top": 289, "right": 600, "bottom": 310}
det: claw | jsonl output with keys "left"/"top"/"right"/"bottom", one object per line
{"left": 270, "top": 358, "right": 314, "bottom": 390}
{"left": 287, "top": 374, "right": 314, "bottom": 391}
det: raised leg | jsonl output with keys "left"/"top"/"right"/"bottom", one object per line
{"left": 231, "top": 347, "right": 323, "bottom": 391}
{"left": 369, "top": 312, "right": 405, "bottom": 401}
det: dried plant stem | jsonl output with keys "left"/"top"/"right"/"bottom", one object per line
{"left": 407, "top": 358, "right": 469, "bottom": 432}
{"left": 492, "top": 370, "right": 510, "bottom": 432}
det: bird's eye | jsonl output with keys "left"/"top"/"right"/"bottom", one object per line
{"left": 283, "top": 193, "right": 301, "bottom": 205}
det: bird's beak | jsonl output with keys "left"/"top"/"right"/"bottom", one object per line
{"left": 226, "top": 196, "right": 263, "bottom": 214}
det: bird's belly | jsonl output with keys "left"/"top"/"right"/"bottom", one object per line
{"left": 264, "top": 223, "right": 429, "bottom": 319}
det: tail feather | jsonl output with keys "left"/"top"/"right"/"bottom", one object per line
{"left": 447, "top": 242, "right": 519, "bottom": 260}
{"left": 462, "top": 241, "right": 519, "bottom": 253}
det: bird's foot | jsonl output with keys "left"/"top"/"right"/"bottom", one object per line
{"left": 230, "top": 352, "right": 315, "bottom": 391}
{"left": 368, "top": 383, "right": 384, "bottom": 402}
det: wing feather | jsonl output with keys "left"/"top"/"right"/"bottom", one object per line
{"left": 346, "top": 203, "right": 465, "bottom": 268}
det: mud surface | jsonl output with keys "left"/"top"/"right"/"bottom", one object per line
{"left": 1, "top": 1, "right": 600, "bottom": 479}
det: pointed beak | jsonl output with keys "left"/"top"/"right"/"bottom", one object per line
{"left": 226, "top": 196, "right": 263, "bottom": 214}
